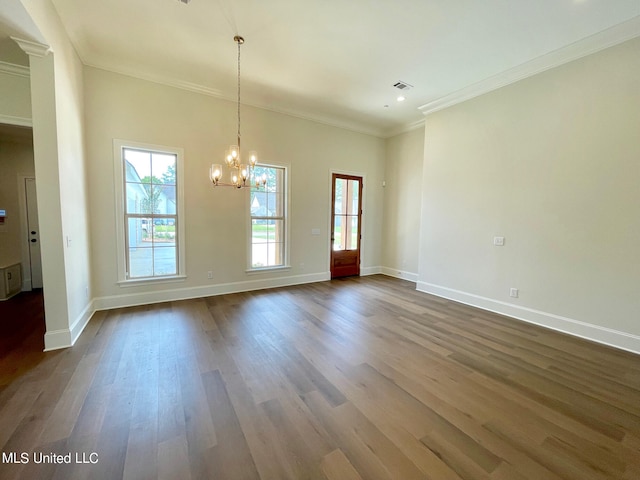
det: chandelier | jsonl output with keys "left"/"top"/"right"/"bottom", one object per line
{"left": 210, "top": 36, "right": 266, "bottom": 188}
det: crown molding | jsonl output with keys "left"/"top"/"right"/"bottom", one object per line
{"left": 87, "top": 62, "right": 225, "bottom": 98}
{"left": 419, "top": 15, "right": 640, "bottom": 116}
{"left": 248, "top": 102, "right": 386, "bottom": 138}
{"left": 85, "top": 62, "right": 387, "bottom": 138}
{"left": 383, "top": 118, "right": 425, "bottom": 138}
{"left": 0, "top": 61, "right": 29, "bottom": 78}
{"left": 11, "top": 37, "right": 51, "bottom": 57}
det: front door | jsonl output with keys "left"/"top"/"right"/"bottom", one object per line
{"left": 330, "top": 173, "right": 362, "bottom": 278}
{"left": 25, "top": 177, "right": 43, "bottom": 289}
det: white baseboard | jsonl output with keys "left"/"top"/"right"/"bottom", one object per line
{"left": 43, "top": 299, "right": 96, "bottom": 351}
{"left": 360, "top": 266, "right": 382, "bottom": 276}
{"left": 44, "top": 328, "right": 72, "bottom": 351}
{"left": 381, "top": 267, "right": 419, "bottom": 282}
{"left": 94, "top": 271, "right": 331, "bottom": 311}
{"left": 416, "top": 281, "right": 640, "bottom": 356}
{"left": 70, "top": 300, "right": 96, "bottom": 346}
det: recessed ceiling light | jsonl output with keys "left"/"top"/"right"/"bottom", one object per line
{"left": 397, "top": 96, "right": 405, "bottom": 102}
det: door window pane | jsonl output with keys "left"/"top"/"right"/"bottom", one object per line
{"left": 333, "top": 215, "right": 344, "bottom": 251}
{"left": 347, "top": 180, "right": 359, "bottom": 215}
{"left": 347, "top": 215, "right": 358, "bottom": 250}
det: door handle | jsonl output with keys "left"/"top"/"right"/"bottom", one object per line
{"left": 31, "top": 239, "right": 37, "bottom": 243}
{"left": 31, "top": 231, "right": 37, "bottom": 235}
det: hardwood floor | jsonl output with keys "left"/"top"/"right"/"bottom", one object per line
{"left": 0, "top": 290, "right": 45, "bottom": 385}
{"left": 1, "top": 275, "right": 639, "bottom": 479}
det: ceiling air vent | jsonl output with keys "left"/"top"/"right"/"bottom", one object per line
{"left": 393, "top": 81, "right": 413, "bottom": 91}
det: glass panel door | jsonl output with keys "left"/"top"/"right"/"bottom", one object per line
{"left": 330, "top": 174, "right": 362, "bottom": 278}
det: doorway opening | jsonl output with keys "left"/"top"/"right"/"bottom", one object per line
{"left": 330, "top": 173, "right": 363, "bottom": 278}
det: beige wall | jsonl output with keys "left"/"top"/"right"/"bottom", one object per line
{"left": 0, "top": 137, "right": 35, "bottom": 269}
{"left": 0, "top": 70, "right": 32, "bottom": 123}
{"left": 84, "top": 67, "right": 385, "bottom": 304}
{"left": 382, "top": 127, "right": 424, "bottom": 280}
{"left": 417, "top": 37, "right": 640, "bottom": 350}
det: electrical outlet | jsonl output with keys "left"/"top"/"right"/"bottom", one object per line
{"left": 207, "top": 271, "right": 213, "bottom": 279}
{"left": 494, "top": 236, "right": 505, "bottom": 246}
{"left": 510, "top": 288, "right": 519, "bottom": 298}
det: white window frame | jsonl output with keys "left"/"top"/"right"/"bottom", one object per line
{"left": 247, "top": 162, "right": 290, "bottom": 273}
{"left": 113, "top": 139, "right": 186, "bottom": 286}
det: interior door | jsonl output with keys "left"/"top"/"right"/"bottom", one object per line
{"left": 330, "top": 173, "right": 363, "bottom": 278}
{"left": 25, "top": 177, "right": 43, "bottom": 289}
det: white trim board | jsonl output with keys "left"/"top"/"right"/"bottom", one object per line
{"left": 417, "top": 281, "right": 640, "bottom": 356}
{"left": 360, "top": 266, "right": 382, "bottom": 276}
{"left": 43, "top": 328, "right": 72, "bottom": 352}
{"left": 0, "top": 114, "right": 32, "bottom": 127}
{"left": 0, "top": 61, "right": 29, "bottom": 78}
{"left": 381, "top": 267, "right": 418, "bottom": 283}
{"left": 43, "top": 299, "right": 95, "bottom": 351}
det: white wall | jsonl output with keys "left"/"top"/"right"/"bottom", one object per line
{"left": 84, "top": 67, "right": 386, "bottom": 307}
{"left": 382, "top": 127, "right": 424, "bottom": 281}
{"left": 417, "top": 37, "right": 640, "bottom": 353}
{"left": 21, "top": 0, "right": 92, "bottom": 349}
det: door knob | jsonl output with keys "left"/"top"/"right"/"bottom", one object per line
{"left": 31, "top": 231, "right": 36, "bottom": 234}
{"left": 31, "top": 239, "right": 37, "bottom": 243}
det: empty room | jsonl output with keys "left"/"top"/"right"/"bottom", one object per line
{"left": 0, "top": 0, "right": 639, "bottom": 479}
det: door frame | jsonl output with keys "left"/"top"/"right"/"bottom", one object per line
{"left": 327, "top": 169, "right": 366, "bottom": 277}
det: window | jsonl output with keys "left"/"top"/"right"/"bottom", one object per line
{"left": 114, "top": 140, "right": 185, "bottom": 283}
{"left": 249, "top": 165, "right": 287, "bottom": 269}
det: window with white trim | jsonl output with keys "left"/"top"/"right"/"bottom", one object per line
{"left": 114, "top": 140, "right": 185, "bottom": 282}
{"left": 249, "top": 165, "right": 287, "bottom": 269}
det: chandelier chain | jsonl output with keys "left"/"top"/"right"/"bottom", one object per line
{"left": 237, "top": 37, "right": 241, "bottom": 148}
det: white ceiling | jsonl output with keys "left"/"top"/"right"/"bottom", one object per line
{"left": 7, "top": 0, "right": 640, "bottom": 136}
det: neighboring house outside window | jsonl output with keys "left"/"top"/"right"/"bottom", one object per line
{"left": 249, "top": 164, "right": 288, "bottom": 269}
{"left": 114, "top": 140, "right": 185, "bottom": 283}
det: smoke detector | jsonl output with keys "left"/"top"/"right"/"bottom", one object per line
{"left": 178, "top": 0, "right": 191, "bottom": 4}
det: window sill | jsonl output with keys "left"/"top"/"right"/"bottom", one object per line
{"left": 117, "top": 275, "right": 187, "bottom": 288}
{"left": 245, "top": 266, "right": 291, "bottom": 275}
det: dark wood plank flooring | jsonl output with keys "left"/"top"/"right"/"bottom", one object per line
{"left": 0, "top": 290, "right": 45, "bottom": 386}
{"left": 0, "top": 276, "right": 639, "bottom": 479}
